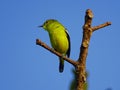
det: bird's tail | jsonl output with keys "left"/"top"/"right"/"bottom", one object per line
{"left": 59, "top": 57, "right": 64, "bottom": 73}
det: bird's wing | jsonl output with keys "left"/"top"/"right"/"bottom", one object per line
{"left": 65, "top": 29, "right": 71, "bottom": 58}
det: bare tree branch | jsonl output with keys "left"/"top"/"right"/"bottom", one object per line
{"left": 92, "top": 22, "right": 111, "bottom": 32}
{"left": 36, "top": 39, "right": 78, "bottom": 67}
{"left": 76, "top": 9, "right": 94, "bottom": 90}
{"left": 36, "top": 9, "right": 111, "bottom": 90}
{"left": 76, "top": 9, "right": 111, "bottom": 90}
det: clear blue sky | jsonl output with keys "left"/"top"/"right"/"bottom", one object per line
{"left": 0, "top": 0, "right": 119, "bottom": 90}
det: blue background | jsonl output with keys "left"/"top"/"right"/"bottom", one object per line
{"left": 0, "top": 0, "right": 119, "bottom": 90}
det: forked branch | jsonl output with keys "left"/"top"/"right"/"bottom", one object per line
{"left": 36, "top": 9, "right": 111, "bottom": 90}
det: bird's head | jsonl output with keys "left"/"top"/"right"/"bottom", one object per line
{"left": 39, "top": 19, "right": 64, "bottom": 32}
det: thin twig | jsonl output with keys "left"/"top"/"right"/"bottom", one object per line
{"left": 36, "top": 39, "right": 78, "bottom": 66}
{"left": 92, "top": 22, "right": 111, "bottom": 31}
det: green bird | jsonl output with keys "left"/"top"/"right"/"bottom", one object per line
{"left": 40, "top": 19, "right": 70, "bottom": 73}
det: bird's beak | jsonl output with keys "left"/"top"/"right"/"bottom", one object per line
{"left": 38, "top": 25, "right": 43, "bottom": 28}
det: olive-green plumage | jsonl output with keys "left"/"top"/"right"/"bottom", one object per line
{"left": 40, "top": 19, "right": 70, "bottom": 73}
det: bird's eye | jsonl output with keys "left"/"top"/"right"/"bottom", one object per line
{"left": 46, "top": 21, "right": 48, "bottom": 24}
